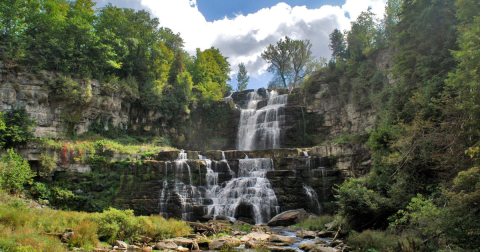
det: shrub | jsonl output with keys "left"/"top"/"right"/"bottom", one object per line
{"left": 335, "top": 177, "right": 394, "bottom": 230}
{"left": 30, "top": 182, "right": 51, "bottom": 200}
{"left": 0, "top": 149, "right": 35, "bottom": 194}
{"left": 0, "top": 108, "right": 36, "bottom": 148}
{"left": 68, "top": 220, "right": 99, "bottom": 249}
{"left": 39, "top": 153, "right": 58, "bottom": 177}
{"left": 93, "top": 208, "right": 141, "bottom": 244}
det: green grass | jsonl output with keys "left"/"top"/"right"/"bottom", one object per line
{"left": 39, "top": 134, "right": 176, "bottom": 157}
{"left": 0, "top": 193, "right": 191, "bottom": 251}
{"left": 292, "top": 215, "right": 334, "bottom": 231}
{"left": 233, "top": 224, "right": 252, "bottom": 233}
{"left": 347, "top": 229, "right": 424, "bottom": 252}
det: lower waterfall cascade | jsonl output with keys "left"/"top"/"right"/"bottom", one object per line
{"left": 205, "top": 157, "right": 279, "bottom": 224}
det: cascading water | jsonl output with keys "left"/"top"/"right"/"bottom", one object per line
{"left": 206, "top": 158, "right": 279, "bottom": 224}
{"left": 304, "top": 185, "right": 322, "bottom": 215}
{"left": 221, "top": 151, "right": 235, "bottom": 177}
{"left": 159, "top": 151, "right": 204, "bottom": 220}
{"left": 223, "top": 93, "right": 234, "bottom": 102}
{"left": 237, "top": 89, "right": 288, "bottom": 150}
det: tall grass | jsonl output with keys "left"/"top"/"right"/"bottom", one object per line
{"left": 0, "top": 194, "right": 191, "bottom": 251}
{"left": 39, "top": 135, "right": 176, "bottom": 156}
{"left": 347, "top": 229, "right": 424, "bottom": 252}
{"left": 294, "top": 215, "right": 334, "bottom": 231}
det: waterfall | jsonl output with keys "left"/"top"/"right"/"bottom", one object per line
{"left": 221, "top": 151, "right": 235, "bottom": 177}
{"left": 159, "top": 151, "right": 204, "bottom": 220}
{"left": 223, "top": 93, "right": 234, "bottom": 102}
{"left": 303, "top": 185, "right": 322, "bottom": 215}
{"left": 237, "top": 89, "right": 288, "bottom": 150}
{"left": 206, "top": 158, "right": 279, "bottom": 224}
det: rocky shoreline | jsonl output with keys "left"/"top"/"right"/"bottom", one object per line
{"left": 59, "top": 209, "right": 349, "bottom": 252}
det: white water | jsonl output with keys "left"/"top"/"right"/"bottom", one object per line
{"left": 237, "top": 90, "right": 288, "bottom": 150}
{"left": 303, "top": 185, "right": 322, "bottom": 215}
{"left": 206, "top": 158, "right": 279, "bottom": 224}
{"left": 223, "top": 93, "right": 234, "bottom": 102}
{"left": 159, "top": 151, "right": 204, "bottom": 220}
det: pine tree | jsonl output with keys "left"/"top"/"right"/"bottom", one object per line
{"left": 236, "top": 62, "right": 249, "bottom": 91}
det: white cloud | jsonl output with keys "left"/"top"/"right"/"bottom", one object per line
{"left": 141, "top": 0, "right": 387, "bottom": 78}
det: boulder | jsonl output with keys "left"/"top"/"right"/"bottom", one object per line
{"left": 268, "top": 209, "right": 308, "bottom": 226}
{"left": 208, "top": 237, "right": 241, "bottom": 250}
{"left": 299, "top": 242, "right": 316, "bottom": 251}
{"left": 245, "top": 240, "right": 264, "bottom": 249}
{"left": 172, "top": 238, "right": 193, "bottom": 248}
{"left": 215, "top": 215, "right": 232, "bottom": 222}
{"left": 268, "top": 234, "right": 295, "bottom": 245}
{"left": 199, "top": 214, "right": 214, "bottom": 222}
{"left": 244, "top": 232, "right": 271, "bottom": 241}
{"left": 154, "top": 242, "right": 178, "bottom": 250}
{"left": 296, "top": 230, "right": 317, "bottom": 239}
{"left": 116, "top": 240, "right": 128, "bottom": 248}
{"left": 267, "top": 246, "right": 296, "bottom": 252}
{"left": 176, "top": 246, "right": 189, "bottom": 252}
{"left": 317, "top": 231, "right": 335, "bottom": 238}
{"left": 314, "top": 247, "right": 340, "bottom": 252}
{"left": 324, "top": 222, "right": 334, "bottom": 229}
{"left": 126, "top": 245, "right": 139, "bottom": 251}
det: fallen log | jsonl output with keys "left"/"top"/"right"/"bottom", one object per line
{"left": 187, "top": 222, "right": 216, "bottom": 234}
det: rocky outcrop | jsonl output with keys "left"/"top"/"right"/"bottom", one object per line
{"left": 309, "top": 143, "right": 372, "bottom": 177}
{"left": 0, "top": 66, "right": 128, "bottom": 138}
{"left": 267, "top": 209, "right": 308, "bottom": 226}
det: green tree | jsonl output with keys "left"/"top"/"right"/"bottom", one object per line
{"left": 192, "top": 47, "right": 231, "bottom": 103}
{"left": 262, "top": 36, "right": 314, "bottom": 88}
{"left": 329, "top": 29, "right": 346, "bottom": 60}
{"left": 0, "top": 112, "right": 5, "bottom": 148}
{"left": 0, "top": 108, "right": 36, "bottom": 148}
{"left": 346, "top": 8, "right": 378, "bottom": 61}
{"left": 0, "top": 149, "right": 35, "bottom": 194}
{"left": 383, "top": 0, "right": 404, "bottom": 40}
{"left": 261, "top": 37, "right": 292, "bottom": 88}
{"left": 289, "top": 38, "right": 313, "bottom": 88}
{"left": 236, "top": 62, "right": 249, "bottom": 91}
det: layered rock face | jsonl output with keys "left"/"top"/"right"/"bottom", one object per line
{"left": 0, "top": 65, "right": 129, "bottom": 138}
{"left": 109, "top": 145, "right": 369, "bottom": 220}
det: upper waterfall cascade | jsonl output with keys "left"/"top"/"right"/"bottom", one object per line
{"left": 237, "top": 90, "right": 288, "bottom": 151}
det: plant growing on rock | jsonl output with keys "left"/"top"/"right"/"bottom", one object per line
{"left": 0, "top": 149, "right": 35, "bottom": 194}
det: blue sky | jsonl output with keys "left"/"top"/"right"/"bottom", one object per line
{"left": 196, "top": 0, "right": 342, "bottom": 21}
{"left": 95, "top": 0, "right": 387, "bottom": 90}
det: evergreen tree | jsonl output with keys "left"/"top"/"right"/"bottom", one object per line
{"left": 328, "top": 29, "right": 346, "bottom": 60}
{"left": 236, "top": 62, "right": 249, "bottom": 91}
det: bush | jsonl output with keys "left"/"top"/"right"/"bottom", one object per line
{"left": 0, "top": 108, "right": 36, "bottom": 148}
{"left": 335, "top": 178, "right": 394, "bottom": 230}
{"left": 93, "top": 208, "right": 141, "bottom": 244}
{"left": 68, "top": 220, "right": 99, "bottom": 249}
{"left": 39, "top": 153, "right": 58, "bottom": 178}
{"left": 30, "top": 182, "right": 51, "bottom": 200}
{"left": 0, "top": 149, "right": 35, "bottom": 194}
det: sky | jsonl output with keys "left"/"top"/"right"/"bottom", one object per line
{"left": 94, "top": 0, "right": 388, "bottom": 90}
